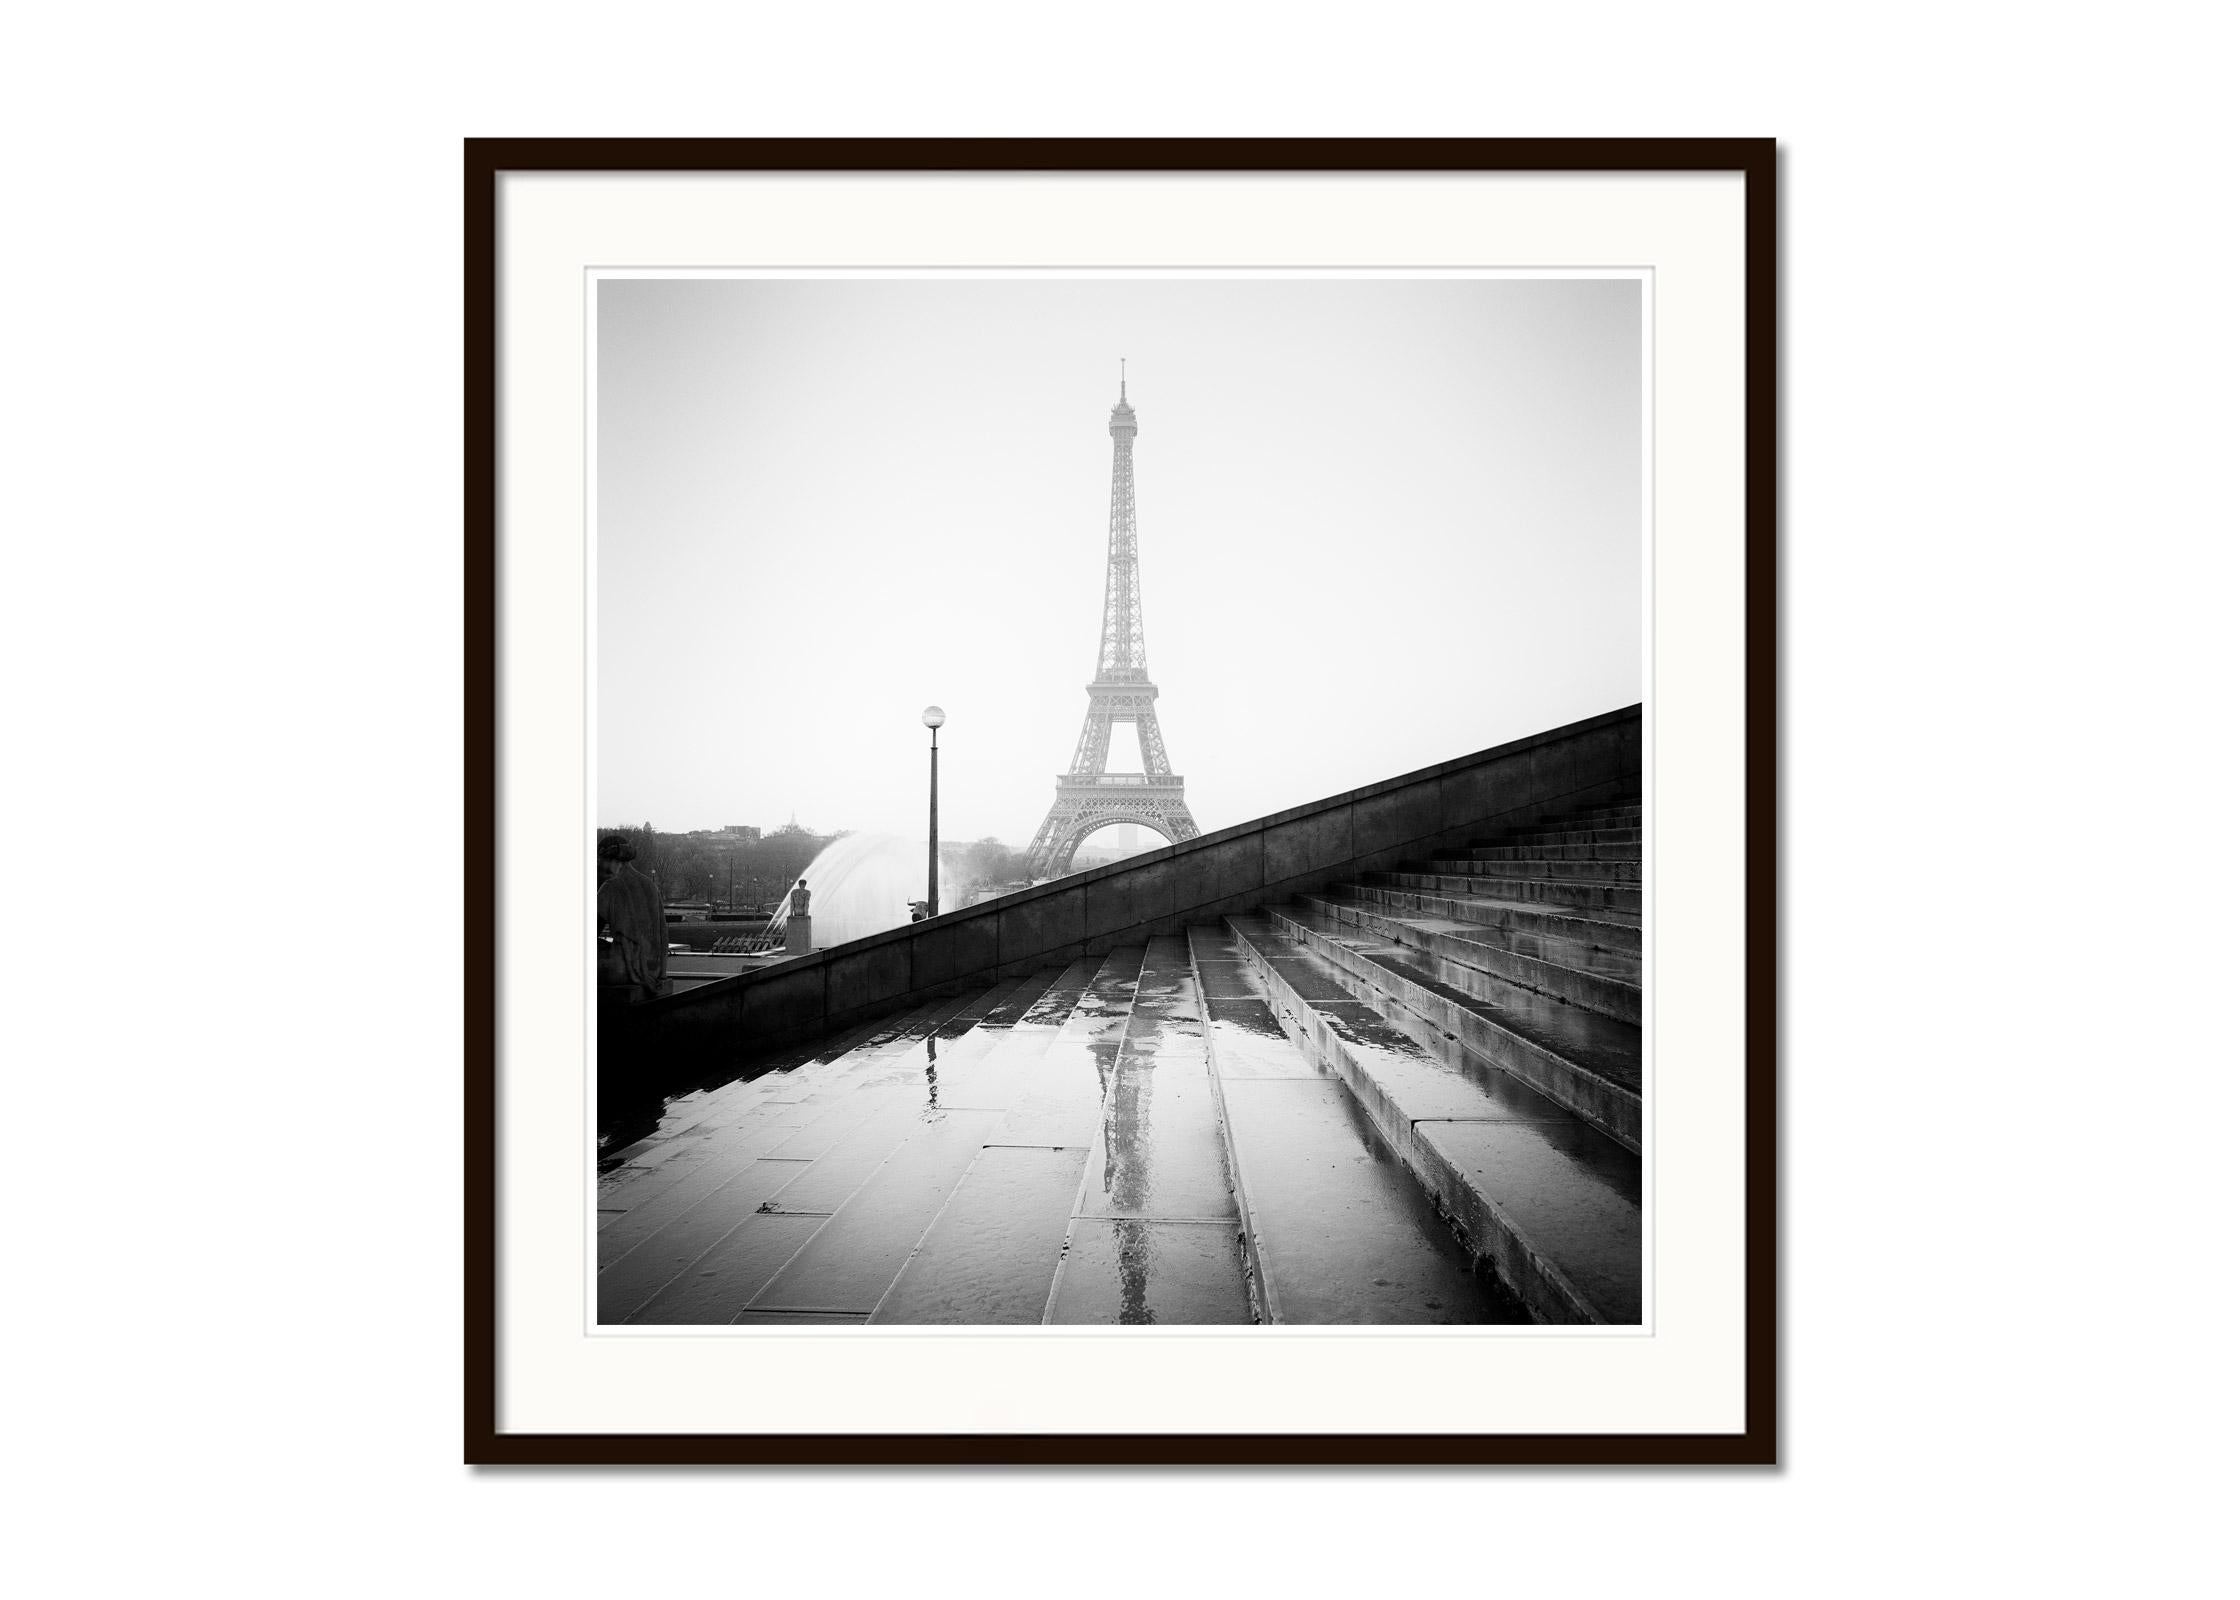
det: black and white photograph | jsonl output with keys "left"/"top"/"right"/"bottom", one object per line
{"left": 591, "top": 274, "right": 1646, "bottom": 1329}
{"left": 16, "top": 0, "right": 2238, "bottom": 1588}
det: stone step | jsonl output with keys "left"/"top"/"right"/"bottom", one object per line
{"left": 1259, "top": 904, "right": 1642, "bottom": 1152}
{"left": 1041, "top": 934, "right": 1259, "bottom": 1325}
{"left": 1340, "top": 880, "right": 1642, "bottom": 951}
{"left": 985, "top": 945, "right": 1144, "bottom": 1147}
{"left": 1402, "top": 861, "right": 1646, "bottom": 910}
{"left": 595, "top": 991, "right": 982, "bottom": 1224}
{"left": 1449, "top": 850, "right": 1641, "bottom": 879}
{"left": 599, "top": 994, "right": 1003, "bottom": 1319}
{"left": 1532, "top": 802, "right": 1642, "bottom": 826}
{"left": 1494, "top": 825, "right": 1643, "bottom": 848}
{"left": 1002, "top": 959, "right": 1104, "bottom": 1029}
{"left": 605, "top": 987, "right": 982, "bottom": 1173}
{"left": 742, "top": 1104, "right": 1011, "bottom": 1319}
{"left": 1465, "top": 841, "right": 1642, "bottom": 864}
{"left": 971, "top": 966, "right": 1077, "bottom": 1028}
{"left": 603, "top": 993, "right": 958, "bottom": 1167}
{"left": 602, "top": 962, "right": 1110, "bottom": 1324}
{"left": 892, "top": 968, "right": 1081, "bottom": 1092}
{"left": 1223, "top": 914, "right": 1639, "bottom": 1325}
{"left": 1186, "top": 924, "right": 1526, "bottom": 1324}
{"left": 755, "top": 946, "right": 1148, "bottom": 1321}
{"left": 870, "top": 1143, "right": 1092, "bottom": 1325}
{"left": 910, "top": 956, "right": 1106, "bottom": 1140}
{"left": 874, "top": 937, "right": 1227, "bottom": 1326}
{"left": 1491, "top": 805, "right": 1640, "bottom": 837}
{"left": 1066, "top": 935, "right": 1236, "bottom": 1229}
{"left": 1296, "top": 893, "right": 1641, "bottom": 1024}
{"left": 819, "top": 973, "right": 1058, "bottom": 1110}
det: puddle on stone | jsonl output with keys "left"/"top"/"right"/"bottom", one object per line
{"left": 1046, "top": 1220, "right": 1254, "bottom": 1325}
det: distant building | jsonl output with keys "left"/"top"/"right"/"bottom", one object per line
{"left": 680, "top": 826, "right": 763, "bottom": 849}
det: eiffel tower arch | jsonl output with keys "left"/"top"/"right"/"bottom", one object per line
{"left": 1025, "top": 370, "right": 1202, "bottom": 878}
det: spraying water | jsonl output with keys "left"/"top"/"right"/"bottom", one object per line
{"left": 759, "top": 832, "right": 959, "bottom": 951}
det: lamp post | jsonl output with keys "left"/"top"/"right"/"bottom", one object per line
{"left": 922, "top": 705, "right": 945, "bottom": 919}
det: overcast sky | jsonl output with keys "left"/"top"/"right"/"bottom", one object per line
{"left": 596, "top": 275, "right": 1641, "bottom": 841}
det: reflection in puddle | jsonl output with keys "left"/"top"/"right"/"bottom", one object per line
{"left": 1116, "top": 1218, "right": 1153, "bottom": 1323}
{"left": 1103, "top": 1062, "right": 1152, "bottom": 1216}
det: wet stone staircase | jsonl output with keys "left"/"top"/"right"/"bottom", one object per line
{"left": 597, "top": 797, "right": 1642, "bottom": 1326}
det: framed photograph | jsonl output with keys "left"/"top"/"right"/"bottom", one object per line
{"left": 469, "top": 138, "right": 1775, "bottom": 1464}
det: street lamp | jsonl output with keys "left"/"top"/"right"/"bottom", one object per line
{"left": 922, "top": 705, "right": 945, "bottom": 919}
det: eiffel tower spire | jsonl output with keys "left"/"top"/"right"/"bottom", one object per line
{"left": 1094, "top": 367, "right": 1147, "bottom": 686}
{"left": 1025, "top": 374, "right": 1202, "bottom": 877}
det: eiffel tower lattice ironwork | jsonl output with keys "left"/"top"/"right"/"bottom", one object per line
{"left": 1025, "top": 370, "right": 1202, "bottom": 877}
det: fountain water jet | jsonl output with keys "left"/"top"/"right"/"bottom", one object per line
{"left": 757, "top": 832, "right": 959, "bottom": 952}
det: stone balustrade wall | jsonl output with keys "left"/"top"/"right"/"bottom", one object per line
{"left": 626, "top": 706, "right": 1641, "bottom": 1080}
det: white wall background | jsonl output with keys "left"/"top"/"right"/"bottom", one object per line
{"left": 6, "top": 3, "right": 2231, "bottom": 1595}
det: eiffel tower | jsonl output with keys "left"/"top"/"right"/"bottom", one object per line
{"left": 1024, "top": 369, "right": 1202, "bottom": 877}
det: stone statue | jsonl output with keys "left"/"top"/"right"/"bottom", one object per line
{"left": 596, "top": 832, "right": 668, "bottom": 1003}
{"left": 784, "top": 877, "right": 814, "bottom": 957}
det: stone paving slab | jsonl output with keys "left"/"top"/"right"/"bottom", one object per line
{"left": 928, "top": 968, "right": 1110, "bottom": 1106}
{"left": 1014, "top": 958, "right": 1103, "bottom": 1026}
{"left": 618, "top": 1004, "right": 967, "bottom": 1211}
{"left": 974, "top": 968, "right": 1069, "bottom": 1028}
{"left": 746, "top": 1109, "right": 1006, "bottom": 1315}
{"left": 598, "top": 1116, "right": 801, "bottom": 1225}
{"left": 1044, "top": 1220, "right": 1254, "bottom": 1325}
{"left": 1215, "top": 1075, "right": 1520, "bottom": 1324}
{"left": 596, "top": 1043, "right": 873, "bottom": 1196}
{"left": 597, "top": 1118, "right": 828, "bottom": 1265}
{"left": 912, "top": 1017, "right": 1013, "bottom": 1088}
{"left": 1191, "top": 928, "right": 1332, "bottom": 1081}
{"left": 926, "top": 1054, "right": 1058, "bottom": 1113}
{"left": 1202, "top": 1017, "right": 1330, "bottom": 1079}
{"left": 869, "top": 1146, "right": 1088, "bottom": 1325}
{"left": 1076, "top": 1059, "right": 1237, "bottom": 1221}
{"left": 599, "top": 1120, "right": 727, "bottom": 1193}
{"left": 986, "top": 1043, "right": 1119, "bottom": 1147}
{"left": 1419, "top": 1120, "right": 1642, "bottom": 1324}
{"left": 986, "top": 948, "right": 1141, "bottom": 1146}
{"left": 759, "top": 1096, "right": 940, "bottom": 1213}
{"left": 933, "top": 976, "right": 1037, "bottom": 1037}
{"left": 599, "top": 1157, "right": 822, "bottom": 1320}
{"left": 620, "top": 1210, "right": 827, "bottom": 1325}
{"left": 751, "top": 1092, "right": 904, "bottom": 1164}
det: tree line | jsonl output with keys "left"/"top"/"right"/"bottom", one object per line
{"left": 605, "top": 824, "right": 1037, "bottom": 909}
{"left": 604, "top": 823, "right": 832, "bottom": 910}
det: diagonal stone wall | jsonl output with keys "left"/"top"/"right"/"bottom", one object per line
{"left": 626, "top": 706, "right": 1641, "bottom": 1081}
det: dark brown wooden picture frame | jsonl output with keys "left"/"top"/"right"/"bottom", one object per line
{"left": 467, "top": 137, "right": 1776, "bottom": 1466}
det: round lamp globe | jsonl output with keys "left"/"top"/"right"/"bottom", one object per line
{"left": 922, "top": 705, "right": 946, "bottom": 729}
